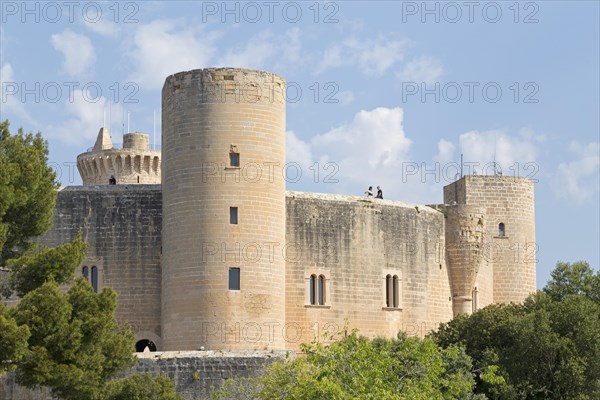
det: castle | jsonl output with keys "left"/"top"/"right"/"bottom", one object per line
{"left": 39, "top": 68, "right": 536, "bottom": 352}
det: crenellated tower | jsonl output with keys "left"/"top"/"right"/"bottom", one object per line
{"left": 76, "top": 128, "right": 161, "bottom": 185}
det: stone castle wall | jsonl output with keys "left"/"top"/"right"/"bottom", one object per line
{"left": 284, "top": 192, "right": 453, "bottom": 347}
{"left": 0, "top": 351, "right": 286, "bottom": 400}
{"left": 37, "top": 187, "right": 458, "bottom": 351}
{"left": 41, "top": 185, "right": 163, "bottom": 347}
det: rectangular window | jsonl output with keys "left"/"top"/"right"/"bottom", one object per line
{"left": 91, "top": 266, "right": 98, "bottom": 293}
{"left": 229, "top": 268, "right": 240, "bottom": 290}
{"left": 318, "top": 275, "right": 325, "bottom": 305}
{"left": 229, "top": 152, "right": 240, "bottom": 167}
{"left": 309, "top": 275, "right": 316, "bottom": 305}
{"left": 230, "top": 207, "right": 238, "bottom": 224}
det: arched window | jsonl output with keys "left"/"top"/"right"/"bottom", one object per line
{"left": 385, "top": 273, "right": 401, "bottom": 309}
{"left": 309, "top": 274, "right": 317, "bottom": 305}
{"left": 318, "top": 275, "right": 326, "bottom": 305}
{"left": 82, "top": 266, "right": 89, "bottom": 281}
{"left": 135, "top": 339, "right": 157, "bottom": 352}
{"left": 393, "top": 275, "right": 400, "bottom": 308}
{"left": 498, "top": 223, "right": 505, "bottom": 237}
{"left": 91, "top": 266, "right": 98, "bottom": 293}
{"left": 386, "top": 274, "right": 393, "bottom": 307}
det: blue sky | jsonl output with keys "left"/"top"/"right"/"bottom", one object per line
{"left": 1, "top": 1, "right": 598, "bottom": 287}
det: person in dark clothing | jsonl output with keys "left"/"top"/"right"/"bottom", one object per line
{"left": 376, "top": 186, "right": 383, "bottom": 199}
{"left": 365, "top": 186, "right": 373, "bottom": 197}
{"left": 109, "top": 175, "right": 117, "bottom": 185}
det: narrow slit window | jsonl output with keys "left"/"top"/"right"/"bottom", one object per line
{"left": 91, "top": 266, "right": 98, "bottom": 293}
{"left": 82, "top": 266, "right": 89, "bottom": 281}
{"left": 229, "top": 267, "right": 240, "bottom": 290}
{"left": 386, "top": 274, "right": 392, "bottom": 307}
{"left": 498, "top": 222, "right": 505, "bottom": 237}
{"left": 230, "top": 152, "right": 240, "bottom": 167}
{"left": 230, "top": 207, "right": 238, "bottom": 224}
{"left": 309, "top": 275, "right": 317, "bottom": 305}
{"left": 318, "top": 275, "right": 326, "bottom": 305}
{"left": 393, "top": 275, "right": 400, "bottom": 308}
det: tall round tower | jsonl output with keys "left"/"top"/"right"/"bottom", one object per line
{"left": 161, "top": 68, "right": 287, "bottom": 350}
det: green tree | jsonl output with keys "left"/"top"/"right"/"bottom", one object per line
{"left": 0, "top": 121, "right": 181, "bottom": 400}
{"left": 10, "top": 279, "right": 136, "bottom": 400}
{"left": 0, "top": 302, "right": 29, "bottom": 371}
{"left": 215, "top": 330, "right": 480, "bottom": 400}
{"left": 103, "top": 374, "right": 184, "bottom": 400}
{"left": 543, "top": 261, "right": 600, "bottom": 304}
{"left": 0, "top": 120, "right": 58, "bottom": 265}
{"left": 430, "top": 261, "right": 600, "bottom": 399}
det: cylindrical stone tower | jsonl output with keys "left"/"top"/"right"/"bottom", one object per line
{"left": 445, "top": 205, "right": 486, "bottom": 316}
{"left": 444, "top": 176, "right": 536, "bottom": 306}
{"left": 161, "top": 68, "right": 286, "bottom": 350}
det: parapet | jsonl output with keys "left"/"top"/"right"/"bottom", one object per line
{"left": 163, "top": 67, "right": 286, "bottom": 105}
{"left": 77, "top": 127, "right": 161, "bottom": 186}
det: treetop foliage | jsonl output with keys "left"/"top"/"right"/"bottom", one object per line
{"left": 0, "top": 120, "right": 58, "bottom": 265}
{"left": 430, "top": 261, "right": 600, "bottom": 399}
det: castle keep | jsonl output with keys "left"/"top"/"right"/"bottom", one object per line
{"left": 41, "top": 68, "right": 536, "bottom": 352}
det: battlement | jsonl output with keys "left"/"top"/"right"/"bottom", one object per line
{"left": 77, "top": 128, "right": 161, "bottom": 186}
{"left": 163, "top": 67, "right": 286, "bottom": 105}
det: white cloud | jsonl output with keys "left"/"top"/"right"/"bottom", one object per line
{"left": 457, "top": 129, "right": 542, "bottom": 176}
{"left": 286, "top": 130, "right": 313, "bottom": 169}
{"left": 435, "top": 139, "right": 455, "bottom": 164}
{"left": 286, "top": 107, "right": 415, "bottom": 199}
{"left": 82, "top": 19, "right": 120, "bottom": 37}
{"left": 217, "top": 31, "right": 278, "bottom": 69}
{"left": 337, "top": 90, "right": 355, "bottom": 106}
{"left": 45, "top": 91, "right": 124, "bottom": 147}
{"left": 396, "top": 56, "right": 444, "bottom": 84}
{"left": 0, "top": 63, "right": 37, "bottom": 125}
{"left": 217, "top": 28, "right": 303, "bottom": 71}
{"left": 127, "top": 20, "right": 219, "bottom": 90}
{"left": 317, "top": 37, "right": 409, "bottom": 76}
{"left": 51, "top": 30, "right": 96, "bottom": 78}
{"left": 553, "top": 142, "right": 599, "bottom": 203}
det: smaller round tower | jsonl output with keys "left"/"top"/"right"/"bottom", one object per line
{"left": 445, "top": 205, "right": 486, "bottom": 316}
{"left": 77, "top": 127, "right": 161, "bottom": 185}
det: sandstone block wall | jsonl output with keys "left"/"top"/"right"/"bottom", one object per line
{"left": 0, "top": 351, "right": 286, "bottom": 400}
{"left": 40, "top": 185, "right": 163, "bottom": 347}
{"left": 284, "top": 192, "right": 453, "bottom": 349}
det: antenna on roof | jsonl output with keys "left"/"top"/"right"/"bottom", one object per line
{"left": 493, "top": 133, "right": 497, "bottom": 175}
{"left": 127, "top": 112, "right": 130, "bottom": 134}
{"left": 153, "top": 110, "right": 156, "bottom": 150}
